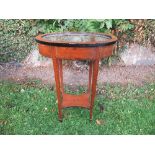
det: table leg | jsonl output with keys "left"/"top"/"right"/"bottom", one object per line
{"left": 90, "top": 59, "right": 99, "bottom": 121}
{"left": 52, "top": 59, "right": 63, "bottom": 121}
{"left": 58, "top": 60, "right": 64, "bottom": 93}
{"left": 88, "top": 61, "right": 93, "bottom": 93}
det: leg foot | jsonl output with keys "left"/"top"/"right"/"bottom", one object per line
{"left": 59, "top": 118, "right": 63, "bottom": 122}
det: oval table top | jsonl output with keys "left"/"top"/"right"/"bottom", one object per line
{"left": 35, "top": 32, "right": 117, "bottom": 47}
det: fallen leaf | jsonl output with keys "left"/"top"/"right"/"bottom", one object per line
{"left": 20, "top": 89, "right": 25, "bottom": 93}
{"left": 0, "top": 120, "right": 7, "bottom": 125}
{"left": 44, "top": 107, "right": 48, "bottom": 111}
{"left": 96, "top": 119, "right": 104, "bottom": 125}
{"left": 51, "top": 108, "right": 55, "bottom": 112}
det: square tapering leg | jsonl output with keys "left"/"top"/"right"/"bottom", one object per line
{"left": 52, "top": 59, "right": 63, "bottom": 121}
{"left": 89, "top": 60, "right": 99, "bottom": 120}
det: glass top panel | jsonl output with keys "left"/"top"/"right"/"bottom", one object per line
{"left": 42, "top": 33, "right": 111, "bottom": 43}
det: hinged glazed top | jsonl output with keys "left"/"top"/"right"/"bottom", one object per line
{"left": 35, "top": 32, "right": 117, "bottom": 47}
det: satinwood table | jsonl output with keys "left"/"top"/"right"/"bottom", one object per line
{"left": 35, "top": 32, "right": 117, "bottom": 121}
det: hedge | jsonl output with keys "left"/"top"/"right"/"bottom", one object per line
{"left": 0, "top": 19, "right": 154, "bottom": 63}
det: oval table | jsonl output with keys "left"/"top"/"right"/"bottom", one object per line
{"left": 35, "top": 32, "right": 117, "bottom": 121}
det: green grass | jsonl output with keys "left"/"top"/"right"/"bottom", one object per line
{"left": 0, "top": 80, "right": 155, "bottom": 135}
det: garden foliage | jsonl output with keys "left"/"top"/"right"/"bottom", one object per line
{"left": 0, "top": 19, "right": 154, "bottom": 63}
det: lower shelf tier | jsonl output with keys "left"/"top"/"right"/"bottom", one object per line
{"left": 62, "top": 93, "right": 90, "bottom": 108}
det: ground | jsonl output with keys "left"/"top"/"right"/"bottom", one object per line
{"left": 0, "top": 81, "right": 155, "bottom": 134}
{"left": 0, "top": 63, "right": 155, "bottom": 86}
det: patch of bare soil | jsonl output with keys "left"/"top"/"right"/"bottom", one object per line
{"left": 0, "top": 62, "right": 155, "bottom": 86}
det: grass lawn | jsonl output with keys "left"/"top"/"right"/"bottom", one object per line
{"left": 0, "top": 80, "right": 155, "bottom": 135}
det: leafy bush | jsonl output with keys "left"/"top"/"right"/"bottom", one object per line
{"left": 129, "top": 19, "right": 155, "bottom": 49}
{"left": 0, "top": 20, "right": 35, "bottom": 62}
{"left": 144, "top": 20, "right": 155, "bottom": 47}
